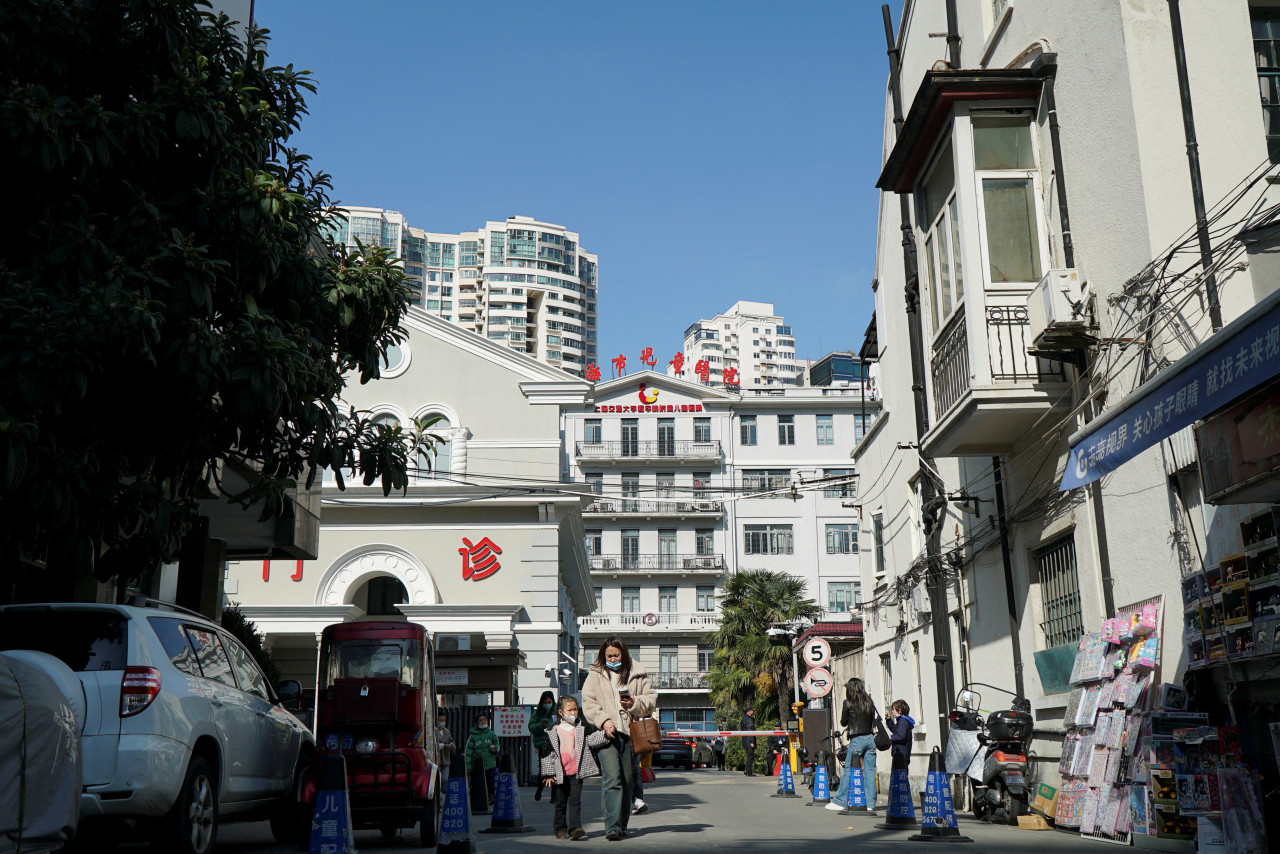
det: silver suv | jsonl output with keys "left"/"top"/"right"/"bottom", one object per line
{"left": 0, "top": 601, "right": 315, "bottom": 854}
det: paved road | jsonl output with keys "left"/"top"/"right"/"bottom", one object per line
{"left": 215, "top": 768, "right": 1111, "bottom": 854}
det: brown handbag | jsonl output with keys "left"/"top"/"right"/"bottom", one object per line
{"left": 628, "top": 716, "right": 662, "bottom": 755}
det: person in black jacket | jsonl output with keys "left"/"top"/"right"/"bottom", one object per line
{"left": 886, "top": 699, "right": 916, "bottom": 770}
{"left": 739, "top": 708, "right": 757, "bottom": 775}
{"left": 827, "top": 677, "right": 878, "bottom": 810}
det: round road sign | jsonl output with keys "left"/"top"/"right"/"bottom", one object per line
{"left": 642, "top": 613, "right": 659, "bottom": 627}
{"left": 802, "top": 638, "right": 832, "bottom": 669}
{"left": 802, "top": 667, "right": 834, "bottom": 698}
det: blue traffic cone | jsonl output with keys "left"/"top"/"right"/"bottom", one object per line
{"left": 771, "top": 759, "right": 799, "bottom": 798}
{"left": 480, "top": 754, "right": 535, "bottom": 833}
{"left": 439, "top": 752, "right": 477, "bottom": 854}
{"left": 909, "top": 748, "right": 973, "bottom": 843}
{"left": 840, "top": 765, "right": 874, "bottom": 815}
{"left": 308, "top": 755, "right": 356, "bottom": 854}
{"left": 874, "top": 767, "right": 919, "bottom": 830}
{"left": 810, "top": 763, "right": 831, "bottom": 805}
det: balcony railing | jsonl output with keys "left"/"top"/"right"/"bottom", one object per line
{"left": 589, "top": 554, "right": 725, "bottom": 572}
{"left": 985, "top": 305, "right": 1066, "bottom": 383}
{"left": 579, "top": 612, "right": 720, "bottom": 631}
{"left": 584, "top": 499, "right": 724, "bottom": 516}
{"left": 931, "top": 305, "right": 1067, "bottom": 421}
{"left": 932, "top": 310, "right": 971, "bottom": 420}
{"left": 575, "top": 440, "right": 721, "bottom": 461}
{"left": 651, "top": 670, "right": 711, "bottom": 690}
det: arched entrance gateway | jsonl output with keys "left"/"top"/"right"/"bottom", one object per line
{"left": 315, "top": 547, "right": 440, "bottom": 608}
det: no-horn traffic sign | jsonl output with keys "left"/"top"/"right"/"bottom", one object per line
{"left": 802, "top": 667, "right": 834, "bottom": 698}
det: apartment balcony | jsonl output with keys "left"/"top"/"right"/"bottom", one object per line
{"left": 589, "top": 553, "right": 726, "bottom": 575}
{"left": 584, "top": 499, "right": 724, "bottom": 520}
{"left": 925, "top": 300, "right": 1070, "bottom": 457}
{"left": 574, "top": 440, "right": 722, "bottom": 464}
{"left": 578, "top": 612, "right": 720, "bottom": 633}
{"left": 651, "top": 670, "right": 711, "bottom": 691}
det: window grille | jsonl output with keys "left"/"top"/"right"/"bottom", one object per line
{"left": 1036, "top": 533, "right": 1083, "bottom": 648}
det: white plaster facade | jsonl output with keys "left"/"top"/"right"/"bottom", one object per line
{"left": 225, "top": 310, "right": 597, "bottom": 705}
{"left": 563, "top": 371, "right": 879, "bottom": 728}
{"left": 858, "top": 0, "right": 1280, "bottom": 796}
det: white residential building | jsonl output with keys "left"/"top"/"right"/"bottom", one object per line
{"left": 670, "top": 301, "right": 800, "bottom": 388}
{"left": 857, "top": 0, "right": 1280, "bottom": 799}
{"left": 563, "top": 369, "right": 878, "bottom": 731}
{"left": 326, "top": 210, "right": 599, "bottom": 378}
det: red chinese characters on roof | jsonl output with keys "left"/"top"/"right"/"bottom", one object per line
{"left": 670, "top": 352, "right": 685, "bottom": 374}
{"left": 694, "top": 359, "right": 710, "bottom": 382}
{"left": 585, "top": 362, "right": 602, "bottom": 381}
{"left": 723, "top": 366, "right": 740, "bottom": 386}
{"left": 640, "top": 347, "right": 657, "bottom": 367}
{"left": 611, "top": 354, "right": 627, "bottom": 376}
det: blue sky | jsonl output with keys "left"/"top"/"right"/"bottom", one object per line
{"left": 258, "top": 1, "right": 901, "bottom": 366}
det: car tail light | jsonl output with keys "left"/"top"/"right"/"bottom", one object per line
{"left": 120, "top": 666, "right": 162, "bottom": 717}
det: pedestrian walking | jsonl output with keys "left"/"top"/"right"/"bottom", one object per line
{"left": 826, "top": 677, "right": 878, "bottom": 811}
{"left": 713, "top": 736, "right": 726, "bottom": 770}
{"left": 739, "top": 708, "right": 757, "bottom": 775}
{"left": 436, "top": 711, "right": 456, "bottom": 789}
{"left": 582, "top": 636, "right": 656, "bottom": 841}
{"left": 539, "top": 695, "right": 607, "bottom": 840}
{"left": 464, "top": 713, "right": 501, "bottom": 804}
{"left": 886, "top": 699, "right": 915, "bottom": 770}
{"left": 531, "top": 690, "right": 556, "bottom": 802}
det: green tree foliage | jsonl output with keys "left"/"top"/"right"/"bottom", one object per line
{"left": 221, "top": 602, "right": 282, "bottom": 687}
{"left": 0, "top": 0, "right": 435, "bottom": 587}
{"left": 705, "top": 569, "right": 821, "bottom": 727}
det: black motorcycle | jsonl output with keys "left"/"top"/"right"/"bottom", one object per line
{"left": 948, "top": 683, "right": 1034, "bottom": 824}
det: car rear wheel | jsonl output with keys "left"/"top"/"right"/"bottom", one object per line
{"left": 419, "top": 793, "right": 439, "bottom": 848}
{"left": 160, "top": 755, "right": 217, "bottom": 854}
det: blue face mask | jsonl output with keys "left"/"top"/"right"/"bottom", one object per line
{"left": 605, "top": 660, "right": 622, "bottom": 671}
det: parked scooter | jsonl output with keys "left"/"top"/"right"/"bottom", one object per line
{"left": 948, "top": 683, "right": 1033, "bottom": 824}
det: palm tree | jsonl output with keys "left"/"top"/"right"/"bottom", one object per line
{"left": 705, "top": 569, "right": 822, "bottom": 724}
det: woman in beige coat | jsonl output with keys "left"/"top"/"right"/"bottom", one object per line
{"left": 581, "top": 636, "right": 656, "bottom": 841}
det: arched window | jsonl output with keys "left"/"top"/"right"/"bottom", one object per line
{"left": 419, "top": 414, "right": 451, "bottom": 481}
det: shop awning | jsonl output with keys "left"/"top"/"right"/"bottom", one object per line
{"left": 1060, "top": 286, "right": 1280, "bottom": 490}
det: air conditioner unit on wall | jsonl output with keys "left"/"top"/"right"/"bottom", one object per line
{"left": 1027, "top": 268, "right": 1094, "bottom": 353}
{"left": 437, "top": 634, "right": 471, "bottom": 651}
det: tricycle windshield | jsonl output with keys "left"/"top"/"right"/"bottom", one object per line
{"left": 319, "top": 639, "right": 421, "bottom": 689}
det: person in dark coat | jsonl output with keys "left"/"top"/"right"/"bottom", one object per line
{"left": 739, "top": 708, "right": 757, "bottom": 775}
{"left": 886, "top": 699, "right": 915, "bottom": 770}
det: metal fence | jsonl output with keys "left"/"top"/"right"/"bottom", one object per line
{"left": 1035, "top": 532, "right": 1083, "bottom": 649}
{"left": 441, "top": 705, "right": 537, "bottom": 787}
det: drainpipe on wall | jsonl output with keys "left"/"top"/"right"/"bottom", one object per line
{"left": 992, "top": 457, "right": 1026, "bottom": 699}
{"left": 1167, "top": 0, "right": 1224, "bottom": 331}
{"left": 945, "top": 0, "right": 961, "bottom": 68}
{"left": 883, "top": 2, "right": 956, "bottom": 753}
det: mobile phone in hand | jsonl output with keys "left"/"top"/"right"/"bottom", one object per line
{"left": 619, "top": 688, "right": 631, "bottom": 698}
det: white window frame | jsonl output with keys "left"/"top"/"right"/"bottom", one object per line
{"left": 966, "top": 106, "right": 1050, "bottom": 290}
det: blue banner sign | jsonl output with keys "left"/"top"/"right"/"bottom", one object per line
{"left": 1061, "top": 289, "right": 1280, "bottom": 490}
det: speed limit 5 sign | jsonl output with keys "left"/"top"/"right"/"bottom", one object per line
{"left": 801, "top": 638, "right": 831, "bottom": 669}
